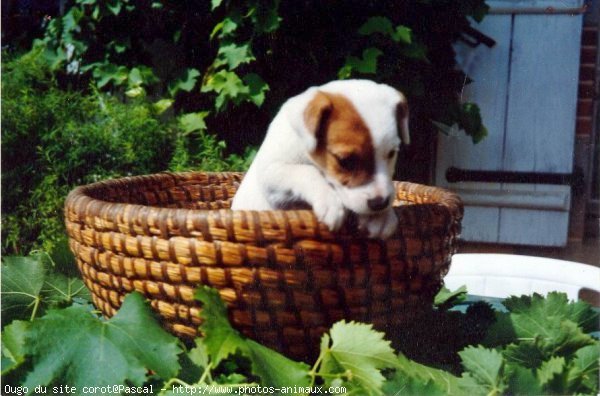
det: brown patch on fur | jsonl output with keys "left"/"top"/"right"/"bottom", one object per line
{"left": 304, "top": 91, "right": 375, "bottom": 187}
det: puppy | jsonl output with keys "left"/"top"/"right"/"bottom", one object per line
{"left": 231, "top": 80, "right": 410, "bottom": 239}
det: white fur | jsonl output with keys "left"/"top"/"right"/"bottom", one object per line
{"left": 231, "top": 80, "right": 408, "bottom": 239}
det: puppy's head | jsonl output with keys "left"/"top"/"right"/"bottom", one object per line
{"left": 295, "top": 80, "right": 409, "bottom": 215}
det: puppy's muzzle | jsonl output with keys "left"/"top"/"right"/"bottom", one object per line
{"left": 367, "top": 195, "right": 391, "bottom": 212}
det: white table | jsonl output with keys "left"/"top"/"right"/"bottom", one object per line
{"left": 445, "top": 253, "right": 600, "bottom": 301}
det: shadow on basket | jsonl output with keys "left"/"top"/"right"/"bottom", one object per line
{"left": 64, "top": 171, "right": 463, "bottom": 360}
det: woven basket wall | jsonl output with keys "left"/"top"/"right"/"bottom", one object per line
{"left": 64, "top": 171, "right": 463, "bottom": 359}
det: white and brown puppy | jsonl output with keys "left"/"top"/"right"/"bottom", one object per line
{"left": 231, "top": 79, "right": 410, "bottom": 239}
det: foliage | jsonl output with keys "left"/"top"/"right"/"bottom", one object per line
{"left": 33, "top": 0, "right": 489, "bottom": 161}
{"left": 1, "top": 50, "right": 253, "bottom": 256}
{"left": 2, "top": 293, "right": 182, "bottom": 389}
{"left": 1, "top": 252, "right": 91, "bottom": 326}
{"left": 2, "top": 275, "right": 599, "bottom": 395}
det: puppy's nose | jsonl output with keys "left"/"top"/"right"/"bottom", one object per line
{"left": 367, "top": 195, "right": 390, "bottom": 212}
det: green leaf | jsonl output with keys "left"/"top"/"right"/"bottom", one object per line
{"left": 357, "top": 17, "right": 411, "bottom": 44}
{"left": 216, "top": 43, "right": 255, "bottom": 70}
{"left": 503, "top": 342, "right": 545, "bottom": 369}
{"left": 179, "top": 112, "right": 210, "bottom": 134}
{"left": 358, "top": 16, "right": 394, "bottom": 36}
{"left": 187, "top": 339, "right": 210, "bottom": 370}
{"left": 211, "top": 0, "right": 224, "bottom": 10}
{"left": 128, "top": 67, "right": 144, "bottom": 87}
{"left": 459, "top": 346, "right": 507, "bottom": 395}
{"left": 383, "top": 374, "right": 447, "bottom": 396}
{"left": 526, "top": 292, "right": 600, "bottom": 333}
{"left": 489, "top": 292, "right": 597, "bottom": 359}
{"left": 168, "top": 68, "right": 201, "bottom": 97}
{"left": 106, "top": 0, "right": 122, "bottom": 15}
{"left": 245, "top": 339, "right": 311, "bottom": 388}
{"left": 392, "top": 26, "right": 412, "bottom": 44}
{"left": 434, "top": 285, "right": 467, "bottom": 308}
{"left": 506, "top": 364, "right": 542, "bottom": 395}
{"left": 153, "top": 99, "right": 174, "bottom": 115}
{"left": 341, "top": 47, "right": 383, "bottom": 77}
{"left": 567, "top": 344, "right": 600, "bottom": 393}
{"left": 400, "top": 42, "right": 428, "bottom": 61}
{"left": 194, "top": 286, "right": 247, "bottom": 366}
{"left": 319, "top": 321, "right": 397, "bottom": 394}
{"left": 459, "top": 102, "right": 487, "bottom": 144}
{"left": 1, "top": 320, "right": 29, "bottom": 374}
{"left": 201, "top": 70, "right": 249, "bottom": 111}
{"left": 1, "top": 255, "right": 46, "bottom": 323}
{"left": 125, "top": 86, "right": 145, "bottom": 98}
{"left": 93, "top": 63, "right": 129, "bottom": 88}
{"left": 243, "top": 73, "right": 269, "bottom": 107}
{"left": 210, "top": 17, "right": 239, "bottom": 40}
{"left": 42, "top": 272, "right": 91, "bottom": 307}
{"left": 393, "top": 353, "right": 462, "bottom": 395}
{"left": 194, "top": 286, "right": 310, "bottom": 388}
{"left": 536, "top": 356, "right": 566, "bottom": 388}
{"left": 22, "top": 292, "right": 182, "bottom": 389}
{"left": 252, "top": 2, "right": 282, "bottom": 33}
{"left": 1, "top": 254, "right": 91, "bottom": 324}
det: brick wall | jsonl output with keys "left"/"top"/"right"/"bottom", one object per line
{"left": 576, "top": 26, "right": 597, "bottom": 137}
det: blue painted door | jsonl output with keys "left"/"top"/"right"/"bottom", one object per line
{"left": 436, "top": 0, "right": 584, "bottom": 246}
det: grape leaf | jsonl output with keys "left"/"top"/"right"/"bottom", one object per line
{"left": 342, "top": 47, "right": 383, "bottom": 75}
{"left": 383, "top": 374, "right": 447, "bottom": 396}
{"left": 216, "top": 43, "right": 255, "bottom": 70}
{"left": 42, "top": 273, "right": 91, "bottom": 307}
{"left": 503, "top": 342, "right": 545, "bottom": 369}
{"left": 195, "top": 286, "right": 247, "bottom": 366}
{"left": 194, "top": 286, "right": 310, "bottom": 388}
{"left": 168, "top": 68, "right": 200, "bottom": 96}
{"left": 1, "top": 320, "right": 29, "bottom": 374}
{"left": 245, "top": 339, "right": 310, "bottom": 388}
{"left": 488, "top": 292, "right": 597, "bottom": 358}
{"left": 319, "top": 321, "right": 397, "bottom": 394}
{"left": 201, "top": 70, "right": 250, "bottom": 111}
{"left": 567, "top": 344, "right": 600, "bottom": 393}
{"left": 1, "top": 254, "right": 91, "bottom": 324}
{"left": 434, "top": 285, "right": 467, "bottom": 308}
{"left": 536, "top": 356, "right": 566, "bottom": 388}
{"left": 358, "top": 16, "right": 394, "bottom": 36}
{"left": 1, "top": 255, "right": 46, "bottom": 323}
{"left": 506, "top": 364, "right": 542, "bottom": 395}
{"left": 243, "top": 73, "right": 269, "bottom": 107}
{"left": 179, "top": 112, "right": 210, "bottom": 134}
{"left": 393, "top": 353, "right": 462, "bottom": 395}
{"left": 458, "top": 346, "right": 507, "bottom": 395}
{"left": 392, "top": 26, "right": 412, "bottom": 44}
{"left": 22, "top": 292, "right": 182, "bottom": 389}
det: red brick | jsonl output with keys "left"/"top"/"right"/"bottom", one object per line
{"left": 579, "top": 64, "right": 596, "bottom": 81}
{"left": 581, "top": 45, "right": 597, "bottom": 64}
{"left": 576, "top": 116, "right": 593, "bottom": 135}
{"left": 577, "top": 98, "right": 594, "bottom": 117}
{"left": 578, "top": 81, "right": 596, "bottom": 98}
{"left": 582, "top": 26, "right": 598, "bottom": 46}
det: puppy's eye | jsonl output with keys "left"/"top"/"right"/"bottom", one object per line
{"left": 387, "top": 149, "right": 397, "bottom": 160}
{"left": 335, "top": 153, "right": 359, "bottom": 171}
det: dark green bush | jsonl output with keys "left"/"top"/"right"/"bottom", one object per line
{"left": 36, "top": 0, "right": 489, "bottom": 181}
{"left": 1, "top": 49, "right": 251, "bottom": 256}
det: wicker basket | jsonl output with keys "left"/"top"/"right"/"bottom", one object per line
{"left": 65, "top": 171, "right": 463, "bottom": 359}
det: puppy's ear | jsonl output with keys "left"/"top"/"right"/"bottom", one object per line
{"left": 396, "top": 94, "right": 410, "bottom": 145}
{"left": 301, "top": 91, "right": 333, "bottom": 152}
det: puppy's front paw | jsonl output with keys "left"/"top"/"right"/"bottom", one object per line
{"left": 359, "top": 208, "right": 398, "bottom": 239}
{"left": 313, "top": 193, "right": 346, "bottom": 232}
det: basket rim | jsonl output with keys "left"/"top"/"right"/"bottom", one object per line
{"left": 64, "top": 171, "right": 463, "bottom": 242}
